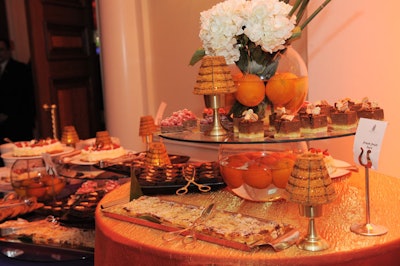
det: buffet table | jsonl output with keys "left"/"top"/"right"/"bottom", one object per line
{"left": 95, "top": 169, "right": 400, "bottom": 265}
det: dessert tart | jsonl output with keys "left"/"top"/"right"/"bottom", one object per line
{"left": 80, "top": 131, "right": 126, "bottom": 162}
{"left": 102, "top": 196, "right": 297, "bottom": 251}
{"left": 12, "top": 139, "right": 64, "bottom": 157}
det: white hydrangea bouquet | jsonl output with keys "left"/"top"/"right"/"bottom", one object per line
{"left": 190, "top": 0, "right": 331, "bottom": 117}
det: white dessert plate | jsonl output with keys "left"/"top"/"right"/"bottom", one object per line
{"left": 0, "top": 147, "right": 74, "bottom": 160}
{"left": 330, "top": 159, "right": 352, "bottom": 179}
{"left": 69, "top": 155, "right": 97, "bottom": 166}
{"left": 68, "top": 150, "right": 134, "bottom": 166}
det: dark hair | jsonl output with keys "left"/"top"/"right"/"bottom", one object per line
{"left": 0, "top": 38, "right": 11, "bottom": 49}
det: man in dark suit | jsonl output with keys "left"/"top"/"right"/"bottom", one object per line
{"left": 0, "top": 38, "right": 35, "bottom": 145}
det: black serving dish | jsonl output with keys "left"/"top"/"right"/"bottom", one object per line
{"left": 96, "top": 161, "right": 226, "bottom": 195}
{"left": 0, "top": 239, "right": 93, "bottom": 262}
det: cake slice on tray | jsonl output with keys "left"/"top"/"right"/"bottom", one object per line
{"left": 80, "top": 131, "right": 126, "bottom": 162}
{"left": 330, "top": 98, "right": 357, "bottom": 131}
{"left": 300, "top": 103, "right": 328, "bottom": 135}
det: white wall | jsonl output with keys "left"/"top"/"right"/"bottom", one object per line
{"left": 308, "top": 0, "right": 400, "bottom": 177}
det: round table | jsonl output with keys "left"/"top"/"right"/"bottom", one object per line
{"left": 95, "top": 169, "right": 400, "bottom": 265}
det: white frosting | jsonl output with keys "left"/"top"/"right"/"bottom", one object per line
{"left": 13, "top": 139, "right": 64, "bottom": 157}
{"left": 306, "top": 103, "right": 321, "bottom": 115}
{"left": 241, "top": 109, "right": 259, "bottom": 122}
{"left": 80, "top": 144, "right": 126, "bottom": 162}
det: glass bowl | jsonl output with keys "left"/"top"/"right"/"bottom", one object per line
{"left": 10, "top": 158, "right": 65, "bottom": 201}
{"left": 218, "top": 142, "right": 306, "bottom": 202}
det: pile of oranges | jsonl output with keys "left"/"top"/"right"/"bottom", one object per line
{"left": 234, "top": 72, "right": 308, "bottom": 113}
{"left": 219, "top": 151, "right": 296, "bottom": 190}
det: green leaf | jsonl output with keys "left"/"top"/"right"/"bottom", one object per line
{"left": 189, "top": 49, "right": 206, "bottom": 66}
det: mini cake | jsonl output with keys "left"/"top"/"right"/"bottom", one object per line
{"left": 315, "top": 100, "right": 334, "bottom": 124}
{"left": 238, "top": 109, "right": 264, "bottom": 139}
{"left": 330, "top": 99, "right": 358, "bottom": 131}
{"left": 160, "top": 109, "right": 197, "bottom": 133}
{"left": 354, "top": 97, "right": 384, "bottom": 121}
{"left": 13, "top": 139, "right": 64, "bottom": 157}
{"left": 80, "top": 131, "right": 126, "bottom": 162}
{"left": 300, "top": 103, "right": 328, "bottom": 135}
{"left": 273, "top": 113, "right": 301, "bottom": 138}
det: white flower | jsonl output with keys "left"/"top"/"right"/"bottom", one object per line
{"left": 198, "top": 0, "right": 295, "bottom": 64}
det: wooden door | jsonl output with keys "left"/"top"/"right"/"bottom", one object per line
{"left": 25, "top": 0, "right": 104, "bottom": 140}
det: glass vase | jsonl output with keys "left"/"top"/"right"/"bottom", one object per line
{"left": 265, "top": 46, "right": 308, "bottom": 115}
{"left": 218, "top": 142, "right": 307, "bottom": 202}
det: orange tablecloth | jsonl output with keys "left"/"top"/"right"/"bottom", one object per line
{"left": 95, "top": 169, "right": 400, "bottom": 265}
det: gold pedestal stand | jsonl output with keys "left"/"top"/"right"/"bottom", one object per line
{"left": 203, "top": 95, "right": 227, "bottom": 137}
{"left": 297, "top": 205, "right": 329, "bottom": 252}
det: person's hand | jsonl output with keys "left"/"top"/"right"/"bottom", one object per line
{"left": 0, "top": 113, "right": 8, "bottom": 123}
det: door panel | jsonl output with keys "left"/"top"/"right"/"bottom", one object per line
{"left": 25, "top": 0, "right": 103, "bottom": 139}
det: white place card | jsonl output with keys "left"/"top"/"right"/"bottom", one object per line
{"left": 353, "top": 118, "right": 388, "bottom": 169}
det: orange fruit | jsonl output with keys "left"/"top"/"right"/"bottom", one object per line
{"left": 220, "top": 165, "right": 244, "bottom": 189}
{"left": 284, "top": 76, "right": 308, "bottom": 113}
{"left": 234, "top": 74, "right": 265, "bottom": 107}
{"left": 272, "top": 158, "right": 295, "bottom": 188}
{"left": 265, "top": 72, "right": 298, "bottom": 106}
{"left": 226, "top": 154, "right": 249, "bottom": 168}
{"left": 243, "top": 164, "right": 272, "bottom": 189}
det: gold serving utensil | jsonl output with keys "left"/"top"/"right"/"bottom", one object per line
{"left": 162, "top": 203, "right": 215, "bottom": 245}
{"left": 175, "top": 166, "right": 211, "bottom": 195}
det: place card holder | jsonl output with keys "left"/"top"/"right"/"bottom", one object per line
{"left": 350, "top": 148, "right": 387, "bottom": 236}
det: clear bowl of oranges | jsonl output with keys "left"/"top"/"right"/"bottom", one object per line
{"left": 219, "top": 142, "right": 306, "bottom": 202}
{"left": 10, "top": 158, "right": 66, "bottom": 202}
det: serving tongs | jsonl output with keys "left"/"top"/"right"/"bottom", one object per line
{"left": 162, "top": 203, "right": 215, "bottom": 245}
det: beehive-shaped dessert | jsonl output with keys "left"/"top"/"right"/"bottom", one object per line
{"left": 193, "top": 56, "right": 236, "bottom": 95}
{"left": 286, "top": 153, "right": 336, "bottom": 205}
{"left": 95, "top": 131, "right": 112, "bottom": 147}
{"left": 61, "top": 125, "right": 79, "bottom": 146}
{"left": 145, "top": 142, "right": 171, "bottom": 166}
{"left": 139, "top": 115, "right": 157, "bottom": 136}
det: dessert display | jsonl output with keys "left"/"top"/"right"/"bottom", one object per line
{"left": 37, "top": 180, "right": 121, "bottom": 227}
{"left": 97, "top": 159, "right": 224, "bottom": 195}
{"left": 102, "top": 196, "right": 297, "bottom": 251}
{"left": 12, "top": 138, "right": 64, "bottom": 157}
{"left": 299, "top": 103, "right": 328, "bottom": 134}
{"left": 353, "top": 97, "right": 384, "bottom": 121}
{"left": 160, "top": 109, "right": 198, "bottom": 133}
{"left": 80, "top": 131, "right": 126, "bottom": 162}
{"left": 285, "top": 153, "right": 336, "bottom": 205}
{"left": 238, "top": 109, "right": 264, "bottom": 139}
{"left": 330, "top": 98, "right": 358, "bottom": 131}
